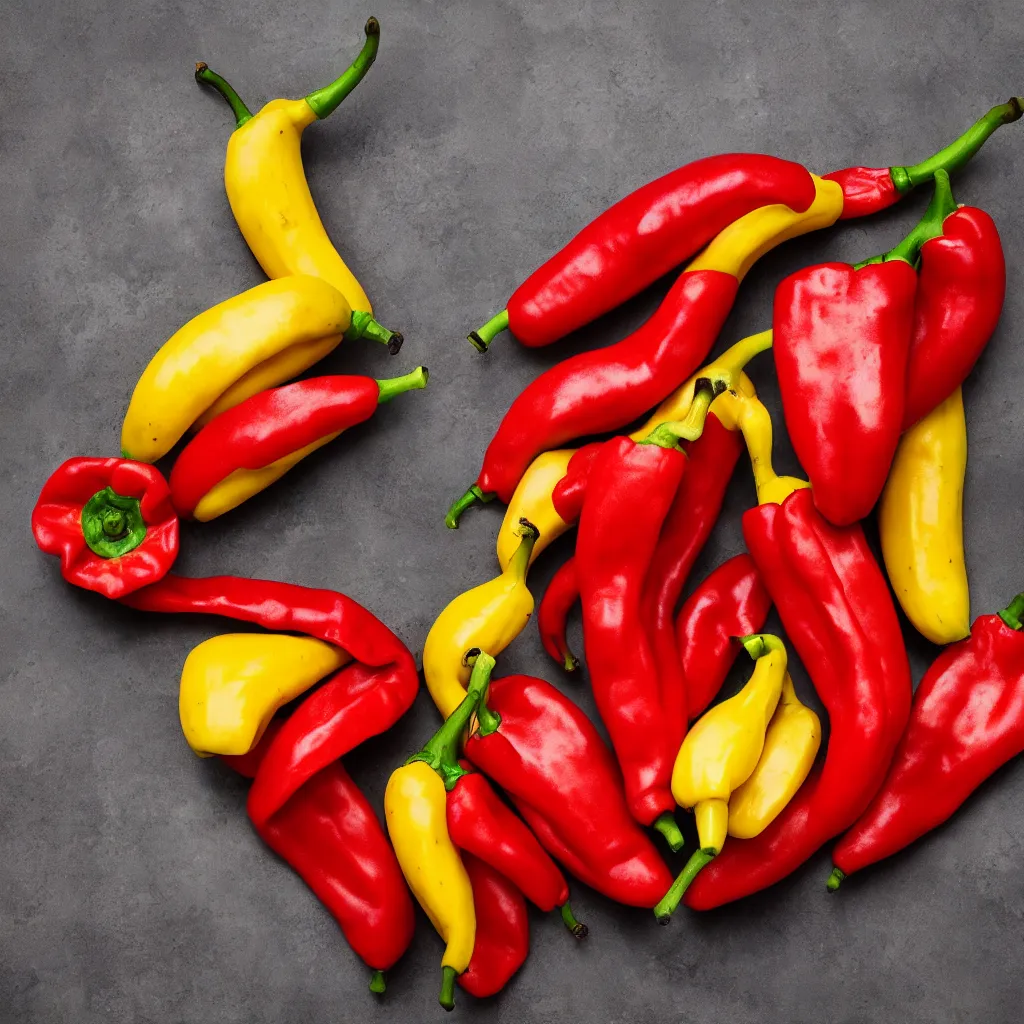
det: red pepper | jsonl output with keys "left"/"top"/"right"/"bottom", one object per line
{"left": 467, "top": 154, "right": 815, "bottom": 351}
{"left": 828, "top": 594, "right": 1024, "bottom": 890}
{"left": 537, "top": 556, "right": 583, "bottom": 672}
{"left": 32, "top": 457, "right": 179, "bottom": 599}
{"left": 456, "top": 853, "right": 529, "bottom": 999}
{"left": 221, "top": 719, "right": 415, "bottom": 985}
{"left": 774, "top": 173, "right": 956, "bottom": 526}
{"left": 902, "top": 207, "right": 1005, "bottom": 430}
{"left": 550, "top": 442, "right": 605, "bottom": 525}
{"left": 170, "top": 368, "right": 428, "bottom": 520}
{"left": 463, "top": 667, "right": 674, "bottom": 908}
{"left": 824, "top": 98, "right": 1021, "bottom": 219}
{"left": 676, "top": 553, "right": 771, "bottom": 720}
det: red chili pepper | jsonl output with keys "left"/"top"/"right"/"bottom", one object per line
{"left": 828, "top": 594, "right": 1024, "bottom": 890}
{"left": 902, "top": 207, "right": 1005, "bottom": 430}
{"left": 170, "top": 368, "right": 428, "bottom": 520}
{"left": 456, "top": 853, "right": 529, "bottom": 999}
{"left": 676, "top": 553, "right": 772, "bottom": 720}
{"left": 774, "top": 173, "right": 956, "bottom": 526}
{"left": 221, "top": 719, "right": 415, "bottom": 985}
{"left": 467, "top": 154, "right": 815, "bottom": 351}
{"left": 537, "top": 556, "right": 582, "bottom": 673}
{"left": 463, "top": 667, "right": 673, "bottom": 909}
{"left": 824, "top": 98, "right": 1021, "bottom": 219}
{"left": 31, "top": 457, "right": 179, "bottom": 599}
{"left": 550, "top": 442, "right": 605, "bottom": 525}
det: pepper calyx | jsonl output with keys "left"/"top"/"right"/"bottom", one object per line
{"left": 998, "top": 592, "right": 1024, "bottom": 631}
{"left": 80, "top": 487, "right": 147, "bottom": 559}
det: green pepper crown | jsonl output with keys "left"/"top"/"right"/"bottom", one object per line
{"left": 80, "top": 487, "right": 147, "bottom": 559}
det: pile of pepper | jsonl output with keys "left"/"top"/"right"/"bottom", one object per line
{"left": 28, "top": 13, "right": 1024, "bottom": 1012}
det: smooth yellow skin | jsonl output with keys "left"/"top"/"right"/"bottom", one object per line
{"left": 225, "top": 98, "right": 372, "bottom": 314}
{"left": 385, "top": 761, "right": 475, "bottom": 973}
{"left": 728, "top": 673, "right": 821, "bottom": 838}
{"left": 425, "top": 529, "right": 536, "bottom": 718}
{"left": 687, "top": 176, "right": 845, "bottom": 279}
{"left": 122, "top": 276, "right": 351, "bottom": 462}
{"left": 880, "top": 387, "right": 970, "bottom": 644}
{"left": 193, "top": 431, "right": 341, "bottom": 521}
{"left": 672, "top": 640, "right": 787, "bottom": 851}
{"left": 179, "top": 633, "right": 349, "bottom": 757}
{"left": 497, "top": 450, "right": 575, "bottom": 570}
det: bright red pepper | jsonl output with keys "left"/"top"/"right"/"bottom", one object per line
{"left": 170, "top": 368, "right": 428, "bottom": 520}
{"left": 828, "top": 595, "right": 1024, "bottom": 890}
{"left": 902, "top": 207, "right": 1005, "bottom": 430}
{"left": 537, "top": 556, "right": 583, "bottom": 673}
{"left": 676, "top": 553, "right": 772, "bottom": 720}
{"left": 463, "top": 668, "right": 673, "bottom": 909}
{"left": 550, "top": 442, "right": 605, "bottom": 525}
{"left": 32, "top": 457, "right": 179, "bottom": 598}
{"left": 221, "top": 719, "right": 414, "bottom": 984}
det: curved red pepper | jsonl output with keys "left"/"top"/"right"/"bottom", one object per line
{"left": 221, "top": 720, "right": 415, "bottom": 975}
{"left": 464, "top": 672, "right": 673, "bottom": 908}
{"left": 685, "top": 488, "right": 911, "bottom": 909}
{"left": 550, "top": 442, "right": 605, "bottom": 525}
{"left": 830, "top": 596, "right": 1024, "bottom": 888}
{"left": 822, "top": 166, "right": 899, "bottom": 220}
{"left": 538, "top": 556, "right": 582, "bottom": 672}
{"left": 676, "top": 553, "right": 771, "bottom": 720}
{"left": 32, "top": 457, "right": 179, "bottom": 598}
{"left": 470, "top": 155, "right": 814, "bottom": 350}
{"left": 902, "top": 207, "right": 1005, "bottom": 430}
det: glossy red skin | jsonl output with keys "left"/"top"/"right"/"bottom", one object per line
{"left": 774, "top": 261, "right": 918, "bottom": 526}
{"left": 676, "top": 553, "right": 771, "bottom": 720}
{"left": 447, "top": 765, "right": 569, "bottom": 910}
{"left": 121, "top": 573, "right": 419, "bottom": 829}
{"left": 32, "top": 457, "right": 179, "bottom": 598}
{"left": 834, "top": 614, "right": 1024, "bottom": 878}
{"left": 685, "top": 489, "right": 911, "bottom": 909}
{"left": 506, "top": 154, "right": 815, "bottom": 347}
{"left": 550, "top": 442, "right": 604, "bottom": 524}
{"left": 457, "top": 853, "right": 529, "bottom": 999}
{"left": 822, "top": 166, "right": 900, "bottom": 219}
{"left": 903, "top": 208, "right": 1005, "bottom": 429}
{"left": 476, "top": 269, "right": 739, "bottom": 503}
{"left": 464, "top": 672, "right": 673, "bottom": 908}
{"left": 538, "top": 555, "right": 581, "bottom": 669}
{"left": 170, "top": 376, "right": 380, "bottom": 517}
{"left": 576, "top": 437, "right": 688, "bottom": 824}
{"left": 641, "top": 413, "right": 744, "bottom": 745}
{"left": 221, "top": 720, "right": 415, "bottom": 971}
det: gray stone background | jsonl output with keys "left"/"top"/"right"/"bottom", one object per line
{"left": 3, "top": 0, "right": 1023, "bottom": 1021}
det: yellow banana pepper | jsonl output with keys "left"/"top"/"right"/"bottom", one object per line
{"left": 179, "top": 633, "right": 349, "bottom": 757}
{"left": 879, "top": 386, "right": 970, "bottom": 644}
{"left": 727, "top": 672, "right": 821, "bottom": 839}
{"left": 386, "top": 652, "right": 496, "bottom": 1010}
{"left": 424, "top": 521, "right": 538, "bottom": 718}
{"left": 655, "top": 633, "right": 787, "bottom": 922}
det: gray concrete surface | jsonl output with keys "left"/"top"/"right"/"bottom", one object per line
{"left": 3, "top": 1, "right": 1024, "bottom": 1021}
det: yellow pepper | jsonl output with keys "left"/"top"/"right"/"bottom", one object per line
{"left": 385, "top": 652, "right": 496, "bottom": 1010}
{"left": 879, "top": 386, "right": 970, "bottom": 644}
{"left": 424, "top": 521, "right": 538, "bottom": 718}
{"left": 655, "top": 634, "right": 787, "bottom": 922}
{"left": 178, "top": 633, "right": 349, "bottom": 757}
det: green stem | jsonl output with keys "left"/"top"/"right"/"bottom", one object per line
{"left": 559, "top": 902, "right": 589, "bottom": 939}
{"left": 368, "top": 969, "right": 386, "bottom": 994}
{"left": 80, "top": 488, "right": 147, "bottom": 559}
{"left": 445, "top": 484, "right": 495, "bottom": 529}
{"left": 304, "top": 18, "right": 381, "bottom": 119}
{"left": 464, "top": 648, "right": 502, "bottom": 736}
{"left": 194, "top": 63, "right": 253, "bottom": 128}
{"left": 468, "top": 309, "right": 510, "bottom": 353}
{"left": 509, "top": 519, "right": 539, "bottom": 576}
{"left": 739, "top": 633, "right": 785, "bottom": 661}
{"left": 652, "top": 812, "right": 685, "bottom": 852}
{"left": 998, "top": 592, "right": 1024, "bottom": 631}
{"left": 826, "top": 867, "right": 846, "bottom": 893}
{"left": 345, "top": 309, "right": 403, "bottom": 353}
{"left": 891, "top": 97, "right": 1023, "bottom": 193}
{"left": 376, "top": 366, "right": 429, "bottom": 403}
{"left": 641, "top": 380, "right": 718, "bottom": 448}
{"left": 439, "top": 966, "right": 457, "bottom": 1011}
{"left": 653, "top": 848, "right": 717, "bottom": 923}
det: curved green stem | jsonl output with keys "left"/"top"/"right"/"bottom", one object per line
{"left": 376, "top": 366, "right": 429, "bottom": 403}
{"left": 439, "top": 966, "right": 457, "bottom": 1011}
{"left": 304, "top": 18, "right": 381, "bottom": 119}
{"left": 641, "top": 381, "right": 717, "bottom": 448}
{"left": 560, "top": 902, "right": 589, "bottom": 939}
{"left": 509, "top": 519, "right": 539, "bottom": 577}
{"left": 826, "top": 867, "right": 846, "bottom": 892}
{"left": 739, "top": 633, "right": 786, "bottom": 661}
{"left": 445, "top": 484, "right": 495, "bottom": 529}
{"left": 463, "top": 648, "right": 502, "bottom": 736}
{"left": 194, "top": 63, "right": 252, "bottom": 128}
{"left": 345, "top": 309, "right": 403, "bottom": 353}
{"left": 653, "top": 847, "right": 717, "bottom": 923}
{"left": 652, "top": 812, "right": 685, "bottom": 852}
{"left": 891, "top": 97, "right": 1023, "bottom": 193}
{"left": 368, "top": 969, "right": 386, "bottom": 993}
{"left": 468, "top": 309, "right": 510, "bottom": 352}
{"left": 999, "top": 592, "right": 1024, "bottom": 631}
